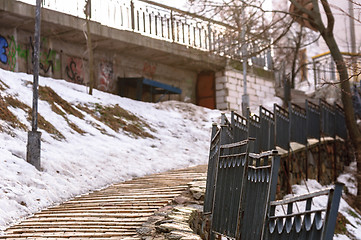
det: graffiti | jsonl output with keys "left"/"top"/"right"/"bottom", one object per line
{"left": 0, "top": 35, "right": 8, "bottom": 64}
{"left": 98, "top": 61, "right": 113, "bottom": 91}
{"left": 29, "top": 37, "right": 60, "bottom": 74}
{"left": 7, "top": 36, "right": 29, "bottom": 71}
{"left": 65, "top": 57, "right": 84, "bottom": 84}
{"left": 142, "top": 61, "right": 157, "bottom": 79}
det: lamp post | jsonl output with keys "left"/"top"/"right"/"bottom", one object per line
{"left": 26, "top": 0, "right": 42, "bottom": 170}
{"left": 241, "top": 5, "right": 249, "bottom": 116}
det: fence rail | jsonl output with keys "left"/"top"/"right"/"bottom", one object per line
{"left": 320, "top": 100, "right": 336, "bottom": 138}
{"left": 206, "top": 100, "right": 345, "bottom": 239}
{"left": 16, "top": 0, "right": 272, "bottom": 69}
{"left": 274, "top": 104, "right": 290, "bottom": 151}
{"left": 265, "top": 182, "right": 343, "bottom": 239}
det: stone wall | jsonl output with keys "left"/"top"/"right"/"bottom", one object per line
{"left": 215, "top": 66, "right": 276, "bottom": 112}
{"left": 277, "top": 138, "right": 352, "bottom": 198}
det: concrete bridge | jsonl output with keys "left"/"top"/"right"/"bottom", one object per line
{"left": 0, "top": 0, "right": 275, "bottom": 111}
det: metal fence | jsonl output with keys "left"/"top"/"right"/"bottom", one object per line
{"left": 335, "top": 104, "right": 347, "bottom": 140}
{"left": 248, "top": 113, "right": 261, "bottom": 153}
{"left": 320, "top": 100, "right": 336, "bottom": 138}
{"left": 211, "top": 140, "right": 250, "bottom": 238}
{"left": 306, "top": 100, "right": 321, "bottom": 140}
{"left": 231, "top": 111, "right": 248, "bottom": 142}
{"left": 210, "top": 139, "right": 280, "bottom": 239}
{"left": 265, "top": 182, "right": 344, "bottom": 240}
{"left": 203, "top": 124, "right": 221, "bottom": 214}
{"left": 289, "top": 103, "right": 307, "bottom": 145}
{"left": 274, "top": 104, "right": 290, "bottom": 151}
{"left": 205, "top": 100, "right": 346, "bottom": 239}
{"left": 260, "top": 106, "right": 275, "bottom": 152}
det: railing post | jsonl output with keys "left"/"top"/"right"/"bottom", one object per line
{"left": 207, "top": 23, "right": 212, "bottom": 51}
{"left": 170, "top": 10, "right": 174, "bottom": 42}
{"left": 322, "top": 182, "right": 344, "bottom": 240}
{"left": 130, "top": 0, "right": 135, "bottom": 30}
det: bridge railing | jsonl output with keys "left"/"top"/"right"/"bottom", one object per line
{"left": 16, "top": 0, "right": 272, "bottom": 69}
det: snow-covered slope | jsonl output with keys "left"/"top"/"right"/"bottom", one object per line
{"left": 0, "top": 68, "right": 220, "bottom": 230}
{"left": 0, "top": 68, "right": 360, "bottom": 239}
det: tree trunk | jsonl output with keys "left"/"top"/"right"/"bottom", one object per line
{"left": 322, "top": 31, "right": 361, "bottom": 209}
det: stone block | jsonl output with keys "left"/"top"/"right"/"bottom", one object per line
{"left": 216, "top": 76, "right": 227, "bottom": 84}
{"left": 260, "top": 85, "right": 272, "bottom": 93}
{"left": 247, "top": 88, "right": 256, "bottom": 95}
{"left": 256, "top": 78, "right": 266, "bottom": 86}
{"left": 248, "top": 75, "right": 257, "bottom": 84}
{"left": 217, "top": 102, "right": 229, "bottom": 110}
{"left": 235, "top": 71, "right": 244, "bottom": 80}
{"left": 216, "top": 89, "right": 228, "bottom": 97}
{"left": 216, "top": 96, "right": 225, "bottom": 104}
{"left": 226, "top": 96, "right": 237, "bottom": 104}
{"left": 256, "top": 89, "right": 266, "bottom": 98}
{"left": 264, "top": 80, "right": 274, "bottom": 87}
{"left": 228, "top": 89, "right": 239, "bottom": 98}
{"left": 216, "top": 83, "right": 224, "bottom": 91}
{"left": 228, "top": 76, "right": 238, "bottom": 85}
{"left": 230, "top": 103, "right": 239, "bottom": 111}
{"left": 250, "top": 82, "right": 261, "bottom": 90}
{"left": 225, "top": 70, "right": 237, "bottom": 78}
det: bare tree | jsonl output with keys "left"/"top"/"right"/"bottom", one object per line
{"left": 188, "top": 0, "right": 361, "bottom": 209}
{"left": 289, "top": 0, "right": 361, "bottom": 209}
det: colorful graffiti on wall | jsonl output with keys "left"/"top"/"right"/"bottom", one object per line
{"left": 98, "top": 61, "right": 113, "bottom": 91}
{"left": 0, "top": 35, "right": 29, "bottom": 71}
{"left": 29, "top": 37, "right": 60, "bottom": 75}
{"left": 65, "top": 56, "right": 84, "bottom": 84}
{"left": 0, "top": 35, "right": 9, "bottom": 65}
{"left": 0, "top": 35, "right": 60, "bottom": 74}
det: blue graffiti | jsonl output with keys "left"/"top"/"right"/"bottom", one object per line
{"left": 0, "top": 35, "right": 8, "bottom": 64}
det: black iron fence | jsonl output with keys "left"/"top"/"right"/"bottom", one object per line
{"left": 274, "top": 104, "right": 290, "bottom": 151}
{"left": 265, "top": 182, "right": 343, "bottom": 239}
{"left": 204, "top": 99, "right": 346, "bottom": 239}
{"left": 210, "top": 139, "right": 280, "bottom": 239}
{"left": 306, "top": 100, "right": 321, "bottom": 140}
{"left": 289, "top": 102, "right": 307, "bottom": 145}
{"left": 320, "top": 100, "right": 336, "bottom": 138}
{"left": 260, "top": 106, "right": 275, "bottom": 152}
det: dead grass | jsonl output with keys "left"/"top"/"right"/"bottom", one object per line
{"left": 67, "top": 120, "right": 86, "bottom": 135}
{"left": 334, "top": 213, "right": 350, "bottom": 235}
{"left": 78, "top": 103, "right": 155, "bottom": 139}
{"left": 0, "top": 96, "right": 27, "bottom": 131}
{"left": 0, "top": 79, "right": 9, "bottom": 90}
{"left": 39, "top": 86, "right": 84, "bottom": 119}
{"left": 4, "top": 95, "right": 65, "bottom": 140}
{"left": 38, "top": 86, "right": 86, "bottom": 135}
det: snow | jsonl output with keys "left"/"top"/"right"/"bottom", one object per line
{"left": 280, "top": 178, "right": 361, "bottom": 240}
{"left": 0, "top": 68, "right": 221, "bottom": 230}
{"left": 0, "top": 68, "right": 360, "bottom": 239}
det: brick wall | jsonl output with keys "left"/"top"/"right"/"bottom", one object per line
{"left": 215, "top": 66, "right": 276, "bottom": 112}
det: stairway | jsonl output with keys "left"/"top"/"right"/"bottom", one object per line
{"left": 0, "top": 165, "right": 207, "bottom": 239}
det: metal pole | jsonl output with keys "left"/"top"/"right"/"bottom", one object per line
{"left": 27, "top": 0, "right": 42, "bottom": 170}
{"left": 241, "top": 5, "right": 249, "bottom": 116}
{"left": 32, "top": 0, "right": 41, "bottom": 130}
{"left": 348, "top": 0, "right": 357, "bottom": 82}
